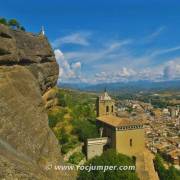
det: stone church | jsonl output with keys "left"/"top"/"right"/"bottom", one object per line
{"left": 86, "top": 90, "right": 145, "bottom": 159}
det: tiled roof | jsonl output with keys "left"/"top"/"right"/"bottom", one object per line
{"left": 97, "top": 115, "right": 143, "bottom": 127}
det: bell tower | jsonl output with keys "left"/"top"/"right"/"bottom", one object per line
{"left": 96, "top": 89, "right": 115, "bottom": 117}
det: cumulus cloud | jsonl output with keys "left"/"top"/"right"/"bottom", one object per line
{"left": 52, "top": 29, "right": 180, "bottom": 84}
{"left": 54, "top": 46, "right": 180, "bottom": 84}
{"left": 72, "top": 61, "right": 81, "bottom": 69}
{"left": 54, "top": 49, "right": 82, "bottom": 81}
{"left": 121, "top": 67, "right": 136, "bottom": 77}
{"left": 85, "top": 61, "right": 180, "bottom": 84}
{"left": 93, "top": 67, "right": 137, "bottom": 83}
{"left": 163, "top": 60, "right": 180, "bottom": 80}
{"left": 163, "top": 64, "right": 175, "bottom": 79}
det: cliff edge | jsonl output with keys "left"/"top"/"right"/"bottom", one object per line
{"left": 0, "top": 24, "right": 73, "bottom": 179}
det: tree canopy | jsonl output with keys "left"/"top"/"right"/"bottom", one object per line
{"left": 154, "top": 154, "right": 180, "bottom": 180}
{"left": 78, "top": 149, "right": 139, "bottom": 180}
{"left": 48, "top": 88, "right": 99, "bottom": 154}
{"left": 0, "top": 18, "right": 7, "bottom": 25}
{"left": 8, "top": 19, "right": 20, "bottom": 29}
{"left": 0, "top": 17, "right": 25, "bottom": 31}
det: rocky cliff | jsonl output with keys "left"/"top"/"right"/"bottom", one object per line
{"left": 0, "top": 24, "right": 74, "bottom": 179}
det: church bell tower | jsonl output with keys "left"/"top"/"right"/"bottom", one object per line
{"left": 96, "top": 89, "right": 115, "bottom": 117}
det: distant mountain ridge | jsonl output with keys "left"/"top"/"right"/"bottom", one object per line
{"left": 59, "top": 80, "right": 180, "bottom": 92}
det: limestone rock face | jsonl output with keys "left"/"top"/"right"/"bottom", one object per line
{"left": 0, "top": 24, "right": 59, "bottom": 93}
{"left": 0, "top": 25, "right": 74, "bottom": 179}
{"left": 42, "top": 88, "right": 59, "bottom": 109}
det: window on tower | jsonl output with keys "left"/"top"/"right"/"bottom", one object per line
{"left": 130, "top": 139, "right": 132, "bottom": 147}
{"left": 111, "top": 105, "right": 113, "bottom": 112}
{"left": 106, "top": 106, "right": 109, "bottom": 113}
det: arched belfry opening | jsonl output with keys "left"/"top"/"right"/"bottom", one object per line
{"left": 111, "top": 105, "right": 114, "bottom": 113}
{"left": 106, "top": 106, "right": 109, "bottom": 113}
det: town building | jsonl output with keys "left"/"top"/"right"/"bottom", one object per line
{"left": 86, "top": 90, "right": 145, "bottom": 159}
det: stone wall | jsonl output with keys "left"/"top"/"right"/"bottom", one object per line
{"left": 86, "top": 137, "right": 109, "bottom": 160}
{"left": 116, "top": 128, "right": 145, "bottom": 156}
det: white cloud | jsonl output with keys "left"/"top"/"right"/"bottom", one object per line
{"left": 72, "top": 61, "right": 81, "bottom": 69}
{"left": 145, "top": 26, "right": 165, "bottom": 42}
{"left": 54, "top": 49, "right": 82, "bottom": 81}
{"left": 53, "top": 29, "right": 180, "bottom": 84}
{"left": 81, "top": 59, "right": 180, "bottom": 84}
{"left": 93, "top": 67, "right": 137, "bottom": 83}
{"left": 107, "top": 40, "right": 132, "bottom": 51}
{"left": 54, "top": 44, "right": 180, "bottom": 83}
{"left": 52, "top": 32, "right": 91, "bottom": 48}
{"left": 163, "top": 60, "right": 180, "bottom": 80}
{"left": 55, "top": 44, "right": 180, "bottom": 83}
{"left": 121, "top": 67, "right": 136, "bottom": 77}
{"left": 64, "top": 39, "right": 132, "bottom": 64}
{"left": 150, "top": 46, "right": 180, "bottom": 57}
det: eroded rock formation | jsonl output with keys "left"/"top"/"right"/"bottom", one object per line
{"left": 42, "top": 88, "right": 59, "bottom": 109}
{"left": 0, "top": 24, "right": 74, "bottom": 179}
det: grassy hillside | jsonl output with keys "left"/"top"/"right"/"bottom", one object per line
{"left": 48, "top": 88, "right": 99, "bottom": 154}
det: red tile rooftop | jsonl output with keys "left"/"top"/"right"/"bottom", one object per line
{"left": 97, "top": 115, "right": 143, "bottom": 128}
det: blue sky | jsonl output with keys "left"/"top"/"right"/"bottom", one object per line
{"left": 1, "top": 0, "right": 180, "bottom": 83}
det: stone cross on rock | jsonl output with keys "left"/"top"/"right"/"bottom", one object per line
{"left": 40, "top": 26, "right": 45, "bottom": 35}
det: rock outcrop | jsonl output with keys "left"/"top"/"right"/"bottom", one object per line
{"left": 0, "top": 24, "right": 74, "bottom": 179}
{"left": 42, "top": 88, "right": 59, "bottom": 109}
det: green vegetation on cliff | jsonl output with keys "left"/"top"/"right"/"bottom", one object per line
{"left": 78, "top": 149, "right": 139, "bottom": 180}
{"left": 68, "top": 152, "right": 85, "bottom": 165}
{"left": 0, "top": 17, "right": 25, "bottom": 31}
{"left": 48, "top": 88, "right": 99, "bottom": 154}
